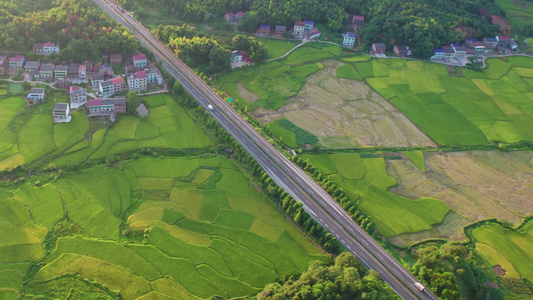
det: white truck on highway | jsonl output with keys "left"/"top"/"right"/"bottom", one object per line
{"left": 207, "top": 104, "right": 214, "bottom": 111}
{"left": 415, "top": 282, "right": 425, "bottom": 291}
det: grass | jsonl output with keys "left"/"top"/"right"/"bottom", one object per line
{"left": 494, "top": 0, "right": 533, "bottom": 27}
{"left": 267, "top": 120, "right": 298, "bottom": 148}
{"left": 472, "top": 222, "right": 533, "bottom": 282}
{"left": 403, "top": 151, "right": 425, "bottom": 172}
{"left": 255, "top": 37, "right": 300, "bottom": 58}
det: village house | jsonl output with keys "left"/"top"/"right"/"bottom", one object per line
{"left": 509, "top": 40, "right": 518, "bottom": 50}
{"left": 343, "top": 33, "right": 356, "bottom": 47}
{"left": 27, "top": 88, "right": 46, "bottom": 102}
{"left": 9, "top": 55, "right": 25, "bottom": 69}
{"left": 54, "top": 65, "right": 68, "bottom": 79}
{"left": 483, "top": 37, "right": 498, "bottom": 49}
{"left": 125, "top": 64, "right": 136, "bottom": 74}
{"left": 99, "top": 77, "right": 126, "bottom": 97}
{"left": 70, "top": 86, "right": 87, "bottom": 109}
{"left": 231, "top": 51, "right": 242, "bottom": 63}
{"left": 53, "top": 103, "right": 71, "bottom": 123}
{"left": 133, "top": 54, "right": 148, "bottom": 68}
{"left": 58, "top": 78, "right": 71, "bottom": 90}
{"left": 224, "top": 12, "right": 235, "bottom": 22}
{"left": 393, "top": 45, "right": 412, "bottom": 57}
{"left": 470, "top": 42, "right": 486, "bottom": 53}
{"left": 293, "top": 21, "right": 305, "bottom": 37}
{"left": 24, "top": 61, "right": 40, "bottom": 72}
{"left": 442, "top": 46, "right": 456, "bottom": 59}
{"left": 110, "top": 53, "right": 123, "bottom": 64}
{"left": 309, "top": 30, "right": 321, "bottom": 40}
{"left": 371, "top": 43, "right": 386, "bottom": 54}
{"left": 452, "top": 45, "right": 466, "bottom": 56}
{"left": 43, "top": 42, "right": 60, "bottom": 54}
{"left": 304, "top": 20, "right": 314, "bottom": 31}
{"left": 235, "top": 11, "right": 245, "bottom": 22}
{"left": 145, "top": 66, "right": 163, "bottom": 85}
{"left": 257, "top": 24, "right": 271, "bottom": 36}
{"left": 91, "top": 74, "right": 105, "bottom": 88}
{"left": 67, "top": 63, "right": 80, "bottom": 79}
{"left": 87, "top": 98, "right": 127, "bottom": 122}
{"left": 32, "top": 43, "right": 44, "bottom": 53}
{"left": 99, "top": 65, "right": 114, "bottom": 77}
{"left": 351, "top": 15, "right": 365, "bottom": 26}
{"left": 79, "top": 65, "right": 86, "bottom": 80}
{"left": 431, "top": 49, "right": 445, "bottom": 60}
{"left": 127, "top": 70, "right": 148, "bottom": 91}
{"left": 275, "top": 25, "right": 286, "bottom": 36}
{"left": 39, "top": 63, "right": 54, "bottom": 79}
{"left": 496, "top": 36, "right": 510, "bottom": 47}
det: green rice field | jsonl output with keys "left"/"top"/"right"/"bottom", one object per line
{"left": 473, "top": 222, "right": 533, "bottom": 282}
{"left": 495, "top": 0, "right": 533, "bottom": 27}
{"left": 0, "top": 93, "right": 213, "bottom": 171}
{"left": 302, "top": 153, "right": 449, "bottom": 237}
{"left": 0, "top": 156, "right": 327, "bottom": 298}
{"left": 355, "top": 57, "right": 533, "bottom": 146}
{"left": 254, "top": 37, "right": 300, "bottom": 58}
{"left": 217, "top": 43, "right": 342, "bottom": 110}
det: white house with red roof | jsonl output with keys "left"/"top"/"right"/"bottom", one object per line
{"left": 293, "top": 21, "right": 305, "bottom": 37}
{"left": 43, "top": 42, "right": 60, "bottom": 53}
{"left": 127, "top": 70, "right": 147, "bottom": 91}
{"left": 133, "top": 54, "right": 147, "bottom": 68}
{"left": 351, "top": 15, "right": 365, "bottom": 26}
{"left": 235, "top": 11, "right": 245, "bottom": 22}
{"left": 99, "top": 76, "right": 126, "bottom": 97}
{"left": 87, "top": 98, "right": 127, "bottom": 122}
{"left": 9, "top": 55, "right": 25, "bottom": 69}
{"left": 224, "top": 12, "right": 235, "bottom": 22}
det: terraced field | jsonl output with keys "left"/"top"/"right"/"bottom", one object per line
{"left": 0, "top": 93, "right": 213, "bottom": 171}
{"left": 0, "top": 157, "right": 327, "bottom": 299}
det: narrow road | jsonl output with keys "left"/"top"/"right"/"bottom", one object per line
{"left": 94, "top": 1, "right": 438, "bottom": 299}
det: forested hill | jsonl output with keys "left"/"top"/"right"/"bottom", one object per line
{"left": 0, "top": 0, "right": 139, "bottom": 62}
{"left": 121, "top": 0, "right": 505, "bottom": 57}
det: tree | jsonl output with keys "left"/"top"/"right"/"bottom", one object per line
{"left": 238, "top": 11, "right": 260, "bottom": 33}
{"left": 127, "top": 91, "right": 140, "bottom": 112}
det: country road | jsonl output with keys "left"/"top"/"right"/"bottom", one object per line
{"left": 93, "top": 1, "right": 438, "bottom": 299}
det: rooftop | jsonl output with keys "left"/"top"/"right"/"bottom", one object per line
{"left": 304, "top": 20, "right": 314, "bottom": 25}
{"left": 110, "top": 77, "right": 124, "bottom": 84}
{"left": 225, "top": 12, "right": 234, "bottom": 17}
{"left": 309, "top": 30, "right": 320, "bottom": 35}
{"left": 9, "top": 56, "right": 24, "bottom": 62}
{"left": 100, "top": 80, "right": 113, "bottom": 87}
{"left": 236, "top": 11, "right": 245, "bottom": 16}
{"left": 55, "top": 65, "right": 68, "bottom": 72}
{"left": 352, "top": 15, "right": 365, "bottom": 21}
{"left": 92, "top": 74, "right": 105, "bottom": 81}
{"left": 88, "top": 99, "right": 102, "bottom": 106}
{"left": 70, "top": 86, "right": 81, "bottom": 92}
{"left": 43, "top": 42, "right": 55, "bottom": 47}
{"left": 136, "top": 70, "right": 147, "bottom": 79}
{"left": 54, "top": 103, "right": 68, "bottom": 111}
{"left": 294, "top": 21, "right": 305, "bottom": 26}
{"left": 373, "top": 43, "right": 386, "bottom": 48}
{"left": 110, "top": 53, "right": 122, "bottom": 59}
{"left": 133, "top": 54, "right": 147, "bottom": 61}
{"left": 496, "top": 36, "right": 510, "bottom": 40}
{"left": 40, "top": 64, "right": 54, "bottom": 72}
{"left": 345, "top": 32, "right": 356, "bottom": 38}
{"left": 483, "top": 37, "right": 497, "bottom": 42}
{"left": 259, "top": 24, "right": 270, "bottom": 29}
{"left": 434, "top": 49, "right": 445, "bottom": 53}
{"left": 30, "top": 88, "right": 45, "bottom": 94}
{"left": 25, "top": 61, "right": 39, "bottom": 68}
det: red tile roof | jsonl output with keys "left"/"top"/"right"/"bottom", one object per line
{"left": 111, "top": 77, "right": 124, "bottom": 84}
{"left": 43, "top": 42, "right": 55, "bottom": 47}
{"left": 136, "top": 70, "right": 147, "bottom": 79}
{"left": 294, "top": 21, "right": 305, "bottom": 26}
{"left": 352, "top": 15, "right": 365, "bottom": 21}
{"left": 235, "top": 11, "right": 244, "bottom": 16}
{"left": 9, "top": 56, "right": 24, "bottom": 62}
{"left": 133, "top": 54, "right": 146, "bottom": 61}
{"left": 69, "top": 86, "right": 80, "bottom": 92}
{"left": 88, "top": 99, "right": 102, "bottom": 106}
{"left": 225, "top": 12, "right": 234, "bottom": 17}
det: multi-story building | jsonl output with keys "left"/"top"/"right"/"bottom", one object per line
{"left": 145, "top": 67, "right": 163, "bottom": 85}
{"left": 393, "top": 45, "right": 412, "bottom": 57}
{"left": 99, "top": 77, "right": 125, "bottom": 97}
{"left": 79, "top": 64, "right": 86, "bottom": 80}
{"left": 234, "top": 11, "right": 245, "bottom": 22}
{"left": 231, "top": 51, "right": 242, "bottom": 63}
{"left": 343, "top": 32, "right": 356, "bottom": 47}
{"left": 275, "top": 25, "right": 286, "bottom": 36}
{"left": 110, "top": 53, "right": 123, "bottom": 64}
{"left": 91, "top": 74, "right": 105, "bottom": 88}
{"left": 309, "top": 30, "right": 321, "bottom": 40}
{"left": 9, "top": 55, "right": 25, "bottom": 69}
{"left": 27, "top": 88, "right": 46, "bottom": 102}
{"left": 304, "top": 20, "right": 314, "bottom": 31}
{"left": 257, "top": 24, "right": 271, "bottom": 36}
{"left": 293, "top": 21, "right": 305, "bottom": 37}
{"left": 371, "top": 43, "right": 386, "bottom": 54}
{"left": 70, "top": 86, "right": 87, "bottom": 109}
{"left": 58, "top": 78, "right": 71, "bottom": 90}
{"left": 127, "top": 70, "right": 147, "bottom": 91}
{"left": 431, "top": 49, "right": 445, "bottom": 60}
{"left": 133, "top": 54, "right": 147, "bottom": 68}
{"left": 39, "top": 63, "right": 54, "bottom": 79}
{"left": 24, "top": 61, "right": 40, "bottom": 72}
{"left": 54, "top": 65, "right": 68, "bottom": 79}
{"left": 87, "top": 98, "right": 127, "bottom": 117}
{"left": 43, "top": 42, "right": 60, "bottom": 53}
{"left": 352, "top": 15, "right": 365, "bottom": 26}
{"left": 443, "top": 46, "right": 456, "bottom": 59}
{"left": 53, "top": 103, "right": 70, "bottom": 123}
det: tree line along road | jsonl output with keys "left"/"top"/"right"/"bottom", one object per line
{"left": 92, "top": 1, "right": 438, "bottom": 299}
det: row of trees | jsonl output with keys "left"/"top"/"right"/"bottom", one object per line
{"left": 124, "top": 0, "right": 506, "bottom": 58}
{"left": 0, "top": 0, "right": 139, "bottom": 62}
{"left": 231, "top": 35, "right": 269, "bottom": 62}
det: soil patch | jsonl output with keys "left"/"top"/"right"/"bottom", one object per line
{"left": 237, "top": 83, "right": 260, "bottom": 102}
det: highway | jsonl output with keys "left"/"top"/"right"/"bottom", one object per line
{"left": 94, "top": 1, "right": 438, "bottom": 299}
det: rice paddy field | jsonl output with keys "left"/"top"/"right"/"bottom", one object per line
{"left": 494, "top": 0, "right": 533, "bottom": 28}
{"left": 302, "top": 153, "right": 450, "bottom": 237}
{"left": 356, "top": 57, "right": 533, "bottom": 146}
{"left": 0, "top": 93, "right": 213, "bottom": 171}
{"left": 0, "top": 156, "right": 327, "bottom": 299}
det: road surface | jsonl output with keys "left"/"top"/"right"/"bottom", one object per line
{"left": 93, "top": 1, "right": 438, "bottom": 299}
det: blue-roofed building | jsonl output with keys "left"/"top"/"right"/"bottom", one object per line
{"left": 431, "top": 49, "right": 445, "bottom": 60}
{"left": 304, "top": 20, "right": 314, "bottom": 31}
{"left": 465, "top": 38, "right": 478, "bottom": 46}
{"left": 257, "top": 24, "right": 271, "bottom": 36}
{"left": 343, "top": 32, "right": 356, "bottom": 47}
{"left": 451, "top": 43, "right": 461, "bottom": 47}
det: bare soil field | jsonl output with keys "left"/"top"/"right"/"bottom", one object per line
{"left": 387, "top": 151, "right": 533, "bottom": 245}
{"left": 252, "top": 61, "right": 436, "bottom": 148}
{"left": 237, "top": 83, "right": 260, "bottom": 102}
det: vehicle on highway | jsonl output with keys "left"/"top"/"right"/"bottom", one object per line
{"left": 415, "top": 282, "right": 425, "bottom": 291}
{"left": 207, "top": 104, "right": 214, "bottom": 111}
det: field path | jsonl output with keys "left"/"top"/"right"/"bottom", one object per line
{"left": 265, "top": 40, "right": 311, "bottom": 62}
